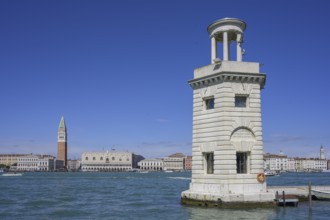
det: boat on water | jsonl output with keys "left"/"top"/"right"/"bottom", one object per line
{"left": 264, "top": 170, "right": 278, "bottom": 176}
{"left": 2, "top": 173, "right": 23, "bottom": 177}
{"left": 138, "top": 171, "right": 149, "bottom": 174}
{"left": 311, "top": 189, "right": 330, "bottom": 200}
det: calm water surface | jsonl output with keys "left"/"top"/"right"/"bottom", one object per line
{"left": 1, "top": 172, "right": 330, "bottom": 219}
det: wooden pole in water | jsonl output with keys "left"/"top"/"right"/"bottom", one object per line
{"left": 276, "top": 191, "right": 279, "bottom": 206}
{"left": 282, "top": 191, "right": 285, "bottom": 207}
{"left": 309, "top": 181, "right": 312, "bottom": 210}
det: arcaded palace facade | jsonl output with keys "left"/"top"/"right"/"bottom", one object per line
{"left": 81, "top": 151, "right": 143, "bottom": 171}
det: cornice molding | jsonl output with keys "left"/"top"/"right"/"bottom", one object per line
{"left": 188, "top": 71, "right": 266, "bottom": 90}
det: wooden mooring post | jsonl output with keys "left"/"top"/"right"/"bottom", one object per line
{"left": 309, "top": 181, "right": 312, "bottom": 210}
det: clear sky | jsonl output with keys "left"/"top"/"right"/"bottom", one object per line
{"left": 1, "top": 0, "right": 330, "bottom": 159}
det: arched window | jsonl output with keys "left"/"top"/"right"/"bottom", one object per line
{"left": 85, "top": 157, "right": 88, "bottom": 160}
{"left": 100, "top": 157, "right": 103, "bottom": 160}
{"left": 93, "top": 157, "right": 96, "bottom": 160}
{"left": 112, "top": 157, "right": 115, "bottom": 160}
{"left": 106, "top": 158, "right": 109, "bottom": 162}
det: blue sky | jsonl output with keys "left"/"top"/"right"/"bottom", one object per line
{"left": 1, "top": 0, "right": 329, "bottom": 159}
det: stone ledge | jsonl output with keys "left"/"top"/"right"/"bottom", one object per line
{"left": 181, "top": 190, "right": 275, "bottom": 207}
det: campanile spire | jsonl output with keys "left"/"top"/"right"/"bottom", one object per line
{"left": 58, "top": 115, "right": 66, "bottom": 132}
{"left": 57, "top": 116, "right": 67, "bottom": 168}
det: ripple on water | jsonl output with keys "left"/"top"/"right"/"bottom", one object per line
{"left": 1, "top": 172, "right": 330, "bottom": 219}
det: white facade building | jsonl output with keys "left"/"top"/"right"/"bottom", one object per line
{"left": 264, "top": 153, "right": 288, "bottom": 171}
{"left": 314, "top": 159, "right": 327, "bottom": 170}
{"left": 163, "top": 153, "right": 185, "bottom": 171}
{"left": 182, "top": 18, "right": 274, "bottom": 205}
{"left": 287, "top": 158, "right": 296, "bottom": 171}
{"left": 81, "top": 151, "right": 143, "bottom": 172}
{"left": 294, "top": 158, "right": 327, "bottom": 171}
{"left": 138, "top": 159, "right": 163, "bottom": 171}
{"left": 17, "top": 155, "right": 55, "bottom": 171}
{"left": 67, "top": 160, "right": 81, "bottom": 171}
{"left": 264, "top": 151, "right": 328, "bottom": 172}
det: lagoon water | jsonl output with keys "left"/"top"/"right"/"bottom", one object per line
{"left": 1, "top": 172, "right": 330, "bottom": 219}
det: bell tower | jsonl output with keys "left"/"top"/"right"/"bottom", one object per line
{"left": 57, "top": 116, "right": 67, "bottom": 168}
{"left": 181, "top": 18, "right": 274, "bottom": 206}
{"left": 320, "top": 145, "right": 325, "bottom": 160}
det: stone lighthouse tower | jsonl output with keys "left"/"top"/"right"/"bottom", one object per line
{"left": 57, "top": 116, "right": 67, "bottom": 168}
{"left": 181, "top": 18, "right": 274, "bottom": 206}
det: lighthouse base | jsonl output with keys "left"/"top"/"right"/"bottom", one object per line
{"left": 181, "top": 190, "right": 276, "bottom": 208}
{"left": 181, "top": 181, "right": 276, "bottom": 208}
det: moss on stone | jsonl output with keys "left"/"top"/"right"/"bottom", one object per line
{"left": 181, "top": 197, "right": 277, "bottom": 209}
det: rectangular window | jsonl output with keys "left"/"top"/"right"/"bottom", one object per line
{"left": 235, "top": 95, "right": 247, "bottom": 107}
{"left": 204, "top": 152, "right": 214, "bottom": 174}
{"left": 204, "top": 97, "right": 214, "bottom": 110}
{"left": 236, "top": 152, "right": 249, "bottom": 174}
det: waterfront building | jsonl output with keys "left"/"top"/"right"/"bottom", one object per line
{"left": 182, "top": 18, "right": 274, "bottom": 205}
{"left": 17, "top": 154, "right": 56, "bottom": 171}
{"left": 185, "top": 156, "right": 192, "bottom": 170}
{"left": 138, "top": 158, "right": 163, "bottom": 171}
{"left": 81, "top": 150, "right": 143, "bottom": 171}
{"left": 328, "top": 160, "right": 330, "bottom": 170}
{"left": 314, "top": 158, "right": 327, "bottom": 171}
{"left": 1, "top": 154, "right": 56, "bottom": 168}
{"left": 294, "top": 158, "right": 303, "bottom": 171}
{"left": 287, "top": 158, "right": 296, "bottom": 171}
{"left": 264, "top": 152, "right": 288, "bottom": 171}
{"left": 163, "top": 153, "right": 185, "bottom": 171}
{"left": 57, "top": 116, "right": 67, "bottom": 168}
{"left": 67, "top": 159, "right": 81, "bottom": 171}
{"left": 0, "top": 154, "right": 28, "bottom": 166}
{"left": 294, "top": 157, "right": 327, "bottom": 172}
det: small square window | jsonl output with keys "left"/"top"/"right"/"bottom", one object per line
{"left": 235, "top": 96, "right": 247, "bottom": 107}
{"left": 204, "top": 152, "right": 214, "bottom": 174}
{"left": 204, "top": 97, "right": 214, "bottom": 110}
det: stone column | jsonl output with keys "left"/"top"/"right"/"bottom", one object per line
{"left": 223, "top": 31, "right": 229, "bottom": 61}
{"left": 237, "top": 33, "right": 242, "bottom": 61}
{"left": 227, "top": 38, "right": 230, "bottom": 61}
{"left": 211, "top": 36, "right": 217, "bottom": 63}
